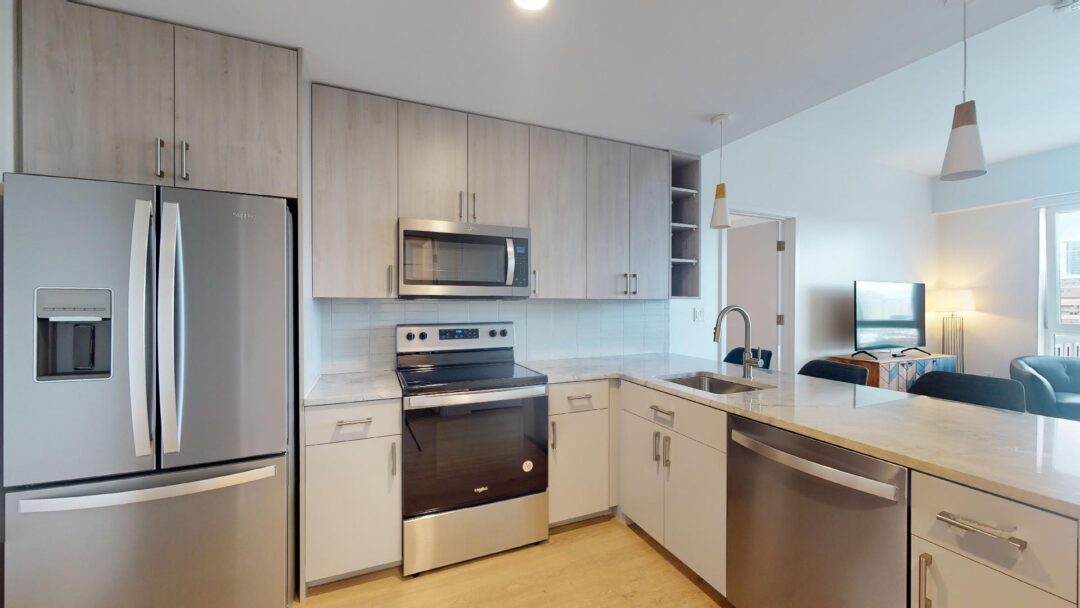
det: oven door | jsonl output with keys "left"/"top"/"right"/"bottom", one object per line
{"left": 402, "top": 385, "right": 548, "bottom": 519}
{"left": 398, "top": 219, "right": 530, "bottom": 298}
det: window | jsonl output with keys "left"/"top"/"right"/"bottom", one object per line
{"left": 1044, "top": 206, "right": 1080, "bottom": 356}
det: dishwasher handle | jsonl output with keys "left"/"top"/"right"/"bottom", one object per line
{"left": 731, "top": 430, "right": 900, "bottom": 502}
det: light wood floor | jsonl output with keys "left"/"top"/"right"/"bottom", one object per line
{"left": 300, "top": 516, "right": 732, "bottom": 608}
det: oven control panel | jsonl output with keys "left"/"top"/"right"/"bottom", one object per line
{"left": 396, "top": 323, "right": 514, "bottom": 354}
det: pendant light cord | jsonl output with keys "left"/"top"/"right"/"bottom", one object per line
{"left": 719, "top": 121, "right": 724, "bottom": 182}
{"left": 962, "top": 0, "right": 968, "bottom": 102}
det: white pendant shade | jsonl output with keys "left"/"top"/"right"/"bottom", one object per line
{"left": 940, "top": 100, "right": 986, "bottom": 181}
{"left": 710, "top": 183, "right": 731, "bottom": 229}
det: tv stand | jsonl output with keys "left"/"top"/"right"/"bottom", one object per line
{"left": 897, "top": 347, "right": 931, "bottom": 357}
{"left": 851, "top": 350, "right": 879, "bottom": 360}
{"left": 829, "top": 353, "right": 958, "bottom": 392}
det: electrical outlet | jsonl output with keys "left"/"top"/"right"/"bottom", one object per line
{"left": 693, "top": 307, "right": 705, "bottom": 322}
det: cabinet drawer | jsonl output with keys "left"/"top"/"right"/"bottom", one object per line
{"left": 911, "top": 536, "right": 1073, "bottom": 608}
{"left": 912, "top": 472, "right": 1077, "bottom": 602}
{"left": 621, "top": 381, "right": 726, "bottom": 451}
{"left": 549, "top": 380, "right": 610, "bottom": 415}
{"left": 305, "top": 400, "right": 401, "bottom": 446}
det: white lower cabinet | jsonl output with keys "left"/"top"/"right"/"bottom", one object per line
{"left": 619, "top": 408, "right": 726, "bottom": 594}
{"left": 305, "top": 435, "right": 401, "bottom": 584}
{"left": 548, "top": 409, "right": 610, "bottom": 524}
{"left": 911, "top": 536, "right": 1073, "bottom": 608}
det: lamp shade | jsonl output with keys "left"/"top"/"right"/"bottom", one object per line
{"left": 928, "top": 289, "right": 976, "bottom": 313}
{"left": 940, "top": 100, "right": 987, "bottom": 181}
{"left": 710, "top": 183, "right": 731, "bottom": 229}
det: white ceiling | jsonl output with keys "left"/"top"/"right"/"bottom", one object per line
{"left": 744, "top": 5, "right": 1080, "bottom": 175}
{"left": 89, "top": 0, "right": 1046, "bottom": 155}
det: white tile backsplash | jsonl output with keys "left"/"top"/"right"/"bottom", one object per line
{"left": 318, "top": 299, "right": 670, "bottom": 374}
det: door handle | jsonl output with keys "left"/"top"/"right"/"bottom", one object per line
{"left": 652, "top": 431, "right": 661, "bottom": 462}
{"left": 391, "top": 442, "right": 398, "bottom": 476}
{"left": 662, "top": 435, "right": 671, "bottom": 468}
{"left": 19, "top": 465, "right": 276, "bottom": 513}
{"left": 631, "top": 273, "right": 639, "bottom": 295}
{"left": 649, "top": 404, "right": 675, "bottom": 418}
{"left": 551, "top": 420, "right": 557, "bottom": 451}
{"left": 388, "top": 264, "right": 394, "bottom": 296}
{"left": 532, "top": 269, "right": 538, "bottom": 296}
{"left": 935, "top": 511, "right": 1028, "bottom": 551}
{"left": 731, "top": 430, "right": 900, "bottom": 502}
{"left": 154, "top": 138, "right": 165, "bottom": 178}
{"left": 622, "top": 273, "right": 630, "bottom": 295}
{"left": 128, "top": 199, "right": 154, "bottom": 458}
{"left": 180, "top": 141, "right": 190, "bottom": 180}
{"left": 335, "top": 418, "right": 373, "bottom": 427}
{"left": 158, "top": 202, "right": 182, "bottom": 455}
{"left": 918, "top": 553, "right": 933, "bottom": 608}
{"left": 472, "top": 192, "right": 478, "bottom": 221}
{"left": 459, "top": 191, "right": 465, "bottom": 219}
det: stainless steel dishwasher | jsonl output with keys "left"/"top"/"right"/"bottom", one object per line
{"left": 727, "top": 417, "right": 908, "bottom": 608}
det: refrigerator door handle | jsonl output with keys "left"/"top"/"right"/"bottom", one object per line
{"left": 158, "top": 202, "right": 182, "bottom": 454}
{"left": 128, "top": 199, "right": 154, "bottom": 458}
{"left": 18, "top": 465, "right": 277, "bottom": 514}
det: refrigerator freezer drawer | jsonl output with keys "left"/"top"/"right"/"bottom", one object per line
{"left": 4, "top": 455, "right": 287, "bottom": 608}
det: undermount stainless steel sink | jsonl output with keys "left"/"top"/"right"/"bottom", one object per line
{"left": 663, "top": 372, "right": 770, "bottom": 395}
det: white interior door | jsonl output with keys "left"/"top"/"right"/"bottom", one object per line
{"left": 726, "top": 217, "right": 780, "bottom": 366}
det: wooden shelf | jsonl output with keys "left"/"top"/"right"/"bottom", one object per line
{"left": 671, "top": 186, "right": 698, "bottom": 200}
{"left": 671, "top": 258, "right": 698, "bottom": 265}
{"left": 671, "top": 222, "right": 698, "bottom": 232}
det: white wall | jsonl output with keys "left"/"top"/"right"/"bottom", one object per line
{"left": 933, "top": 143, "right": 1080, "bottom": 213}
{"left": 935, "top": 201, "right": 1039, "bottom": 376}
{"left": 670, "top": 129, "right": 937, "bottom": 367}
{"left": 1, "top": 0, "right": 15, "bottom": 178}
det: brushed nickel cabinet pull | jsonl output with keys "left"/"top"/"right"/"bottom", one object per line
{"left": 631, "top": 273, "right": 639, "bottom": 295}
{"left": 622, "top": 273, "right": 630, "bottom": 295}
{"left": 336, "top": 417, "right": 373, "bottom": 427}
{"left": 652, "top": 431, "right": 661, "bottom": 462}
{"left": 532, "top": 269, "right": 538, "bottom": 296}
{"left": 155, "top": 138, "right": 165, "bottom": 178}
{"left": 459, "top": 191, "right": 465, "bottom": 219}
{"left": 180, "top": 141, "right": 190, "bottom": 180}
{"left": 935, "top": 511, "right": 1028, "bottom": 551}
{"left": 472, "top": 192, "right": 478, "bottom": 221}
{"left": 391, "top": 442, "right": 398, "bottom": 476}
{"left": 662, "top": 435, "right": 671, "bottom": 468}
{"left": 650, "top": 404, "right": 675, "bottom": 418}
{"left": 918, "top": 553, "right": 933, "bottom": 608}
{"left": 567, "top": 394, "right": 592, "bottom": 401}
{"left": 551, "top": 420, "right": 557, "bottom": 450}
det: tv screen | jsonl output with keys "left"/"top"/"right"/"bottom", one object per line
{"left": 854, "top": 281, "right": 926, "bottom": 351}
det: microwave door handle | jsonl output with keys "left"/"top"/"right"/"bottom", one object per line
{"left": 505, "top": 238, "right": 516, "bottom": 286}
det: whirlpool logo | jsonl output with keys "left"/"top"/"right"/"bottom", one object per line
{"left": 232, "top": 211, "right": 257, "bottom": 221}
{"left": 473, "top": 486, "right": 489, "bottom": 494}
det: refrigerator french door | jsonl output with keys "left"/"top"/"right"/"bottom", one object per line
{"left": 2, "top": 174, "right": 290, "bottom": 608}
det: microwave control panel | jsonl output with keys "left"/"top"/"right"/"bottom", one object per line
{"left": 512, "top": 239, "right": 530, "bottom": 288}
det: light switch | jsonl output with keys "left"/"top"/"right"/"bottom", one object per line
{"left": 693, "top": 307, "right": 705, "bottom": 322}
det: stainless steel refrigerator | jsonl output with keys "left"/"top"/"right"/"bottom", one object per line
{"left": 2, "top": 174, "right": 292, "bottom": 608}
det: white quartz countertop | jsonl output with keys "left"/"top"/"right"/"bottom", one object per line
{"left": 523, "top": 353, "right": 1080, "bottom": 520}
{"left": 304, "top": 370, "right": 401, "bottom": 406}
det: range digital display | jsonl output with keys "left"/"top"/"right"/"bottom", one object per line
{"left": 439, "top": 328, "right": 479, "bottom": 340}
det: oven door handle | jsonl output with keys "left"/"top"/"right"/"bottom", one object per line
{"left": 505, "top": 238, "right": 516, "bottom": 286}
{"left": 404, "top": 385, "right": 547, "bottom": 410}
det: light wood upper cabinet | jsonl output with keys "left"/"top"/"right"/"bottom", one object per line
{"left": 468, "top": 115, "right": 529, "bottom": 226}
{"left": 630, "top": 146, "right": 671, "bottom": 299}
{"left": 19, "top": 0, "right": 175, "bottom": 185}
{"left": 529, "top": 127, "right": 587, "bottom": 299}
{"left": 398, "top": 102, "right": 469, "bottom": 222}
{"left": 311, "top": 86, "right": 398, "bottom": 298}
{"left": 174, "top": 27, "right": 298, "bottom": 198}
{"left": 586, "top": 138, "right": 632, "bottom": 299}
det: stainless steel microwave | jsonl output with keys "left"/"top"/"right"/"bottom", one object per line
{"left": 398, "top": 219, "right": 531, "bottom": 298}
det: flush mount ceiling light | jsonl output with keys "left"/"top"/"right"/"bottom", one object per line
{"left": 514, "top": 0, "right": 549, "bottom": 11}
{"left": 940, "top": 0, "right": 987, "bottom": 181}
{"left": 710, "top": 114, "right": 732, "bottom": 230}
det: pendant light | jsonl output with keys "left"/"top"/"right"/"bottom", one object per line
{"left": 940, "top": 0, "right": 987, "bottom": 181}
{"left": 710, "top": 114, "right": 731, "bottom": 229}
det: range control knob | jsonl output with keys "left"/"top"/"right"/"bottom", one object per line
{"left": 489, "top": 329, "right": 498, "bottom": 338}
{"left": 499, "top": 329, "right": 508, "bottom": 337}
{"left": 405, "top": 332, "right": 416, "bottom": 341}
{"left": 418, "top": 332, "right": 428, "bottom": 340}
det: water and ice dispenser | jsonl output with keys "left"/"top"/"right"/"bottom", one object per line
{"left": 35, "top": 288, "right": 112, "bottom": 381}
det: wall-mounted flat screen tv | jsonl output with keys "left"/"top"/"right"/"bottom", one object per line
{"left": 854, "top": 281, "right": 926, "bottom": 351}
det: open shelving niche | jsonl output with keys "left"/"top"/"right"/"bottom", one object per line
{"left": 670, "top": 151, "right": 701, "bottom": 297}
